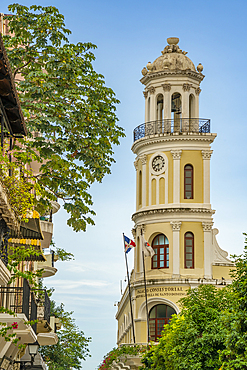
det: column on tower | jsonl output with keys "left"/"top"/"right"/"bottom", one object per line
{"left": 202, "top": 222, "right": 213, "bottom": 278}
{"left": 140, "top": 155, "right": 147, "bottom": 208}
{"left": 171, "top": 150, "right": 182, "bottom": 204}
{"left": 162, "top": 83, "right": 171, "bottom": 132}
{"left": 182, "top": 83, "right": 191, "bottom": 131}
{"left": 143, "top": 91, "right": 148, "bottom": 122}
{"left": 148, "top": 86, "right": 156, "bottom": 121}
{"left": 170, "top": 221, "right": 182, "bottom": 278}
{"left": 201, "top": 150, "right": 213, "bottom": 206}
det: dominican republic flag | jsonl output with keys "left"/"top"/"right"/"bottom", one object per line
{"left": 124, "top": 235, "right": 136, "bottom": 253}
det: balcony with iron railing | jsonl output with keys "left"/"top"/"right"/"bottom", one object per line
{"left": 37, "top": 250, "right": 58, "bottom": 278}
{"left": 0, "top": 279, "right": 51, "bottom": 334}
{"left": 133, "top": 118, "right": 210, "bottom": 142}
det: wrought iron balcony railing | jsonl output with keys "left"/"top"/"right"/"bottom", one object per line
{"left": 0, "top": 218, "right": 9, "bottom": 267}
{"left": 36, "top": 288, "right": 51, "bottom": 324}
{"left": 133, "top": 118, "right": 210, "bottom": 142}
{"left": 0, "top": 279, "right": 51, "bottom": 333}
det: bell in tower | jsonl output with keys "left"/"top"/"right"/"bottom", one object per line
{"left": 116, "top": 37, "right": 233, "bottom": 350}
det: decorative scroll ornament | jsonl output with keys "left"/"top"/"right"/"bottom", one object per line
{"left": 143, "top": 91, "right": 148, "bottom": 98}
{"left": 182, "top": 83, "right": 192, "bottom": 92}
{"left": 170, "top": 221, "right": 182, "bottom": 231}
{"left": 140, "top": 154, "right": 147, "bottom": 165}
{"left": 162, "top": 83, "right": 171, "bottom": 92}
{"left": 134, "top": 160, "right": 138, "bottom": 171}
{"left": 202, "top": 222, "right": 213, "bottom": 232}
{"left": 201, "top": 150, "right": 213, "bottom": 159}
{"left": 148, "top": 86, "right": 155, "bottom": 94}
{"left": 136, "top": 224, "right": 146, "bottom": 235}
{"left": 131, "top": 228, "right": 136, "bottom": 240}
{"left": 171, "top": 150, "right": 182, "bottom": 160}
{"left": 195, "top": 87, "right": 202, "bottom": 95}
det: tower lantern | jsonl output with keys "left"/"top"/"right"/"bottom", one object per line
{"left": 116, "top": 37, "right": 233, "bottom": 350}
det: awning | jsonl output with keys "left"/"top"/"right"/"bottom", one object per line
{"left": 8, "top": 238, "right": 46, "bottom": 261}
{"left": 8, "top": 211, "right": 45, "bottom": 261}
{"left": 9, "top": 211, "right": 44, "bottom": 240}
{"left": 0, "top": 33, "right": 27, "bottom": 136}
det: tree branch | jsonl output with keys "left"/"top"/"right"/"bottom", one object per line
{"left": 13, "top": 57, "right": 34, "bottom": 78}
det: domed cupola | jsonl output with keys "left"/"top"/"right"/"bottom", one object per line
{"left": 142, "top": 37, "right": 203, "bottom": 76}
{"left": 136, "top": 37, "right": 207, "bottom": 136}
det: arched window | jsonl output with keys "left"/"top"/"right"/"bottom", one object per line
{"left": 152, "top": 234, "right": 169, "bottom": 269}
{"left": 184, "top": 164, "right": 193, "bottom": 199}
{"left": 184, "top": 232, "right": 194, "bottom": 269}
{"left": 149, "top": 304, "right": 176, "bottom": 341}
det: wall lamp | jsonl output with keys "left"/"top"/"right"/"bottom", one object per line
{"left": 13, "top": 341, "right": 40, "bottom": 369}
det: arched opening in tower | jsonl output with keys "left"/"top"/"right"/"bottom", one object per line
{"left": 171, "top": 92, "right": 181, "bottom": 132}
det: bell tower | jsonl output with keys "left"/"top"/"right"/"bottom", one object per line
{"left": 116, "top": 37, "right": 233, "bottom": 346}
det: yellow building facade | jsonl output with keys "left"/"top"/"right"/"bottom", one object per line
{"left": 116, "top": 37, "right": 233, "bottom": 346}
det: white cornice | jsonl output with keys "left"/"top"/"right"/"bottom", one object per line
{"left": 132, "top": 206, "right": 215, "bottom": 223}
{"left": 140, "top": 69, "right": 204, "bottom": 85}
{"left": 131, "top": 133, "right": 217, "bottom": 154}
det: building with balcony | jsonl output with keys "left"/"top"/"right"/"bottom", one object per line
{"left": 113, "top": 37, "right": 233, "bottom": 369}
{"left": 0, "top": 31, "right": 60, "bottom": 369}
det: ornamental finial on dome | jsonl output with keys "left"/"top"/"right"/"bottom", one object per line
{"left": 161, "top": 37, "right": 188, "bottom": 56}
{"left": 167, "top": 37, "right": 179, "bottom": 45}
{"left": 140, "top": 37, "right": 205, "bottom": 75}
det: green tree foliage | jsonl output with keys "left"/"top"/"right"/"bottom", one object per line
{"left": 219, "top": 235, "right": 247, "bottom": 369}
{"left": 3, "top": 4, "right": 124, "bottom": 232}
{"left": 0, "top": 149, "right": 39, "bottom": 221}
{"left": 40, "top": 299, "right": 90, "bottom": 369}
{"left": 141, "top": 284, "right": 232, "bottom": 370}
{"left": 98, "top": 345, "right": 149, "bottom": 370}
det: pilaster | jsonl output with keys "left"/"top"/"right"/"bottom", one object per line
{"left": 143, "top": 91, "right": 148, "bottom": 122}
{"left": 195, "top": 87, "right": 201, "bottom": 118}
{"left": 201, "top": 150, "right": 213, "bottom": 205}
{"left": 170, "top": 221, "right": 182, "bottom": 278}
{"left": 202, "top": 222, "right": 213, "bottom": 278}
{"left": 140, "top": 155, "right": 147, "bottom": 207}
{"left": 182, "top": 84, "right": 191, "bottom": 127}
{"left": 148, "top": 87, "right": 156, "bottom": 121}
{"left": 162, "top": 83, "right": 171, "bottom": 120}
{"left": 171, "top": 150, "right": 182, "bottom": 204}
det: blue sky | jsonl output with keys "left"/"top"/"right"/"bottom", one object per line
{"left": 2, "top": 0, "right": 247, "bottom": 369}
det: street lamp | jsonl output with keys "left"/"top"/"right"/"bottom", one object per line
{"left": 28, "top": 342, "right": 39, "bottom": 358}
{"left": 12, "top": 341, "right": 40, "bottom": 369}
{"left": 28, "top": 342, "right": 39, "bottom": 367}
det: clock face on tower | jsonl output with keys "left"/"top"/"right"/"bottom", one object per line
{"left": 152, "top": 155, "right": 165, "bottom": 172}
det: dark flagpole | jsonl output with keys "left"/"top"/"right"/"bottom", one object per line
{"left": 123, "top": 233, "right": 136, "bottom": 344}
{"left": 141, "top": 233, "right": 150, "bottom": 343}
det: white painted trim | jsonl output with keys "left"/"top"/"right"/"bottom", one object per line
{"left": 171, "top": 151, "right": 181, "bottom": 204}
{"left": 142, "top": 160, "right": 146, "bottom": 207}
{"left": 202, "top": 155, "right": 211, "bottom": 204}
{"left": 170, "top": 222, "right": 182, "bottom": 277}
{"left": 203, "top": 229, "right": 212, "bottom": 278}
{"left": 138, "top": 297, "right": 180, "bottom": 320}
{"left": 164, "top": 90, "right": 171, "bottom": 120}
